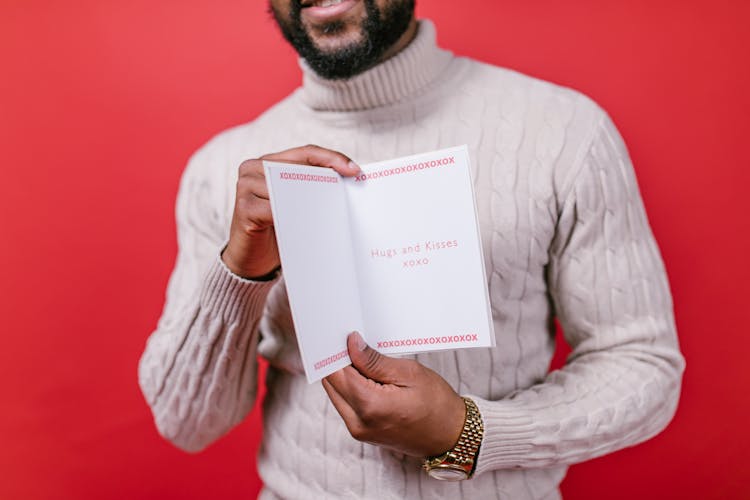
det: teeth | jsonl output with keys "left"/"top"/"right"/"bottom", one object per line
{"left": 315, "top": 0, "right": 344, "bottom": 7}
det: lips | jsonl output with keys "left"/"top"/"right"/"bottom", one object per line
{"left": 300, "top": 0, "right": 360, "bottom": 23}
{"left": 302, "top": 0, "right": 346, "bottom": 6}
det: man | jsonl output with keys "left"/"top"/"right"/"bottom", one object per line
{"left": 139, "top": 1, "right": 685, "bottom": 498}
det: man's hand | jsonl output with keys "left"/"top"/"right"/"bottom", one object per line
{"left": 323, "top": 332, "right": 467, "bottom": 458}
{"left": 222, "top": 145, "right": 360, "bottom": 279}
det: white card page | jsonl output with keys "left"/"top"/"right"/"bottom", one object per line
{"left": 264, "top": 145, "right": 494, "bottom": 383}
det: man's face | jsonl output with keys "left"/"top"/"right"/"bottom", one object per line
{"left": 269, "top": 0, "right": 416, "bottom": 80}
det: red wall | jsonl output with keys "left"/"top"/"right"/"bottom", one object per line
{"left": 1, "top": 1, "right": 748, "bottom": 498}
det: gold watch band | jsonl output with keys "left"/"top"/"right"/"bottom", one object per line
{"left": 422, "top": 397, "right": 484, "bottom": 481}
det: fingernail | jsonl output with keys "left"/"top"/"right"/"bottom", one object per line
{"left": 347, "top": 160, "right": 360, "bottom": 172}
{"left": 352, "top": 331, "right": 367, "bottom": 351}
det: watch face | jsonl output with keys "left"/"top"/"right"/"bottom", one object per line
{"left": 427, "top": 466, "right": 469, "bottom": 481}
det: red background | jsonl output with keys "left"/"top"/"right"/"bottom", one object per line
{"left": 1, "top": 1, "right": 748, "bottom": 498}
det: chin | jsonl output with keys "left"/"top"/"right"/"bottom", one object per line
{"left": 310, "top": 27, "right": 365, "bottom": 53}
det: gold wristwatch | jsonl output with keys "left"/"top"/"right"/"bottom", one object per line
{"left": 422, "top": 397, "right": 484, "bottom": 481}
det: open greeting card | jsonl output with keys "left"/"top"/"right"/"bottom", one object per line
{"left": 264, "top": 145, "right": 495, "bottom": 383}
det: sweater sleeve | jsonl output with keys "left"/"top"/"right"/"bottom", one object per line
{"left": 470, "top": 111, "right": 685, "bottom": 475}
{"left": 137, "top": 152, "right": 278, "bottom": 452}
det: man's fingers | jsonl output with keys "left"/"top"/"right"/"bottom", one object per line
{"left": 325, "top": 367, "right": 398, "bottom": 435}
{"left": 262, "top": 144, "right": 360, "bottom": 177}
{"left": 325, "top": 365, "right": 371, "bottom": 407}
{"left": 347, "top": 332, "right": 413, "bottom": 385}
{"left": 321, "top": 378, "right": 368, "bottom": 438}
{"left": 237, "top": 171, "right": 270, "bottom": 200}
{"left": 324, "top": 332, "right": 416, "bottom": 415}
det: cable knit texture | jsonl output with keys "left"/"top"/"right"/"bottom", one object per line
{"left": 138, "top": 20, "right": 684, "bottom": 500}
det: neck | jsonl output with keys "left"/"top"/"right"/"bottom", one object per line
{"left": 378, "top": 18, "right": 418, "bottom": 65}
{"left": 298, "top": 20, "right": 453, "bottom": 112}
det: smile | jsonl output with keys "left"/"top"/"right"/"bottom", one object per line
{"left": 300, "top": 0, "right": 360, "bottom": 22}
{"left": 304, "top": 0, "right": 346, "bottom": 6}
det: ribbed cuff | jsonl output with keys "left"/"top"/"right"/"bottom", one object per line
{"left": 468, "top": 395, "right": 537, "bottom": 476}
{"left": 199, "top": 255, "right": 281, "bottom": 321}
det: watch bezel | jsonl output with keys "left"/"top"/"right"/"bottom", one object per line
{"left": 425, "top": 462, "right": 470, "bottom": 481}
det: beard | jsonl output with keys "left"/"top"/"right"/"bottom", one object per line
{"left": 270, "top": 0, "right": 416, "bottom": 80}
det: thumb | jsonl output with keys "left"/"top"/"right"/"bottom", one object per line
{"left": 347, "top": 331, "right": 409, "bottom": 384}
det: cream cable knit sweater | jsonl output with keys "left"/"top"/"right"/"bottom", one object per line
{"left": 138, "top": 20, "right": 684, "bottom": 500}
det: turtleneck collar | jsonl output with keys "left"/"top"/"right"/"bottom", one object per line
{"left": 298, "top": 20, "right": 453, "bottom": 112}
